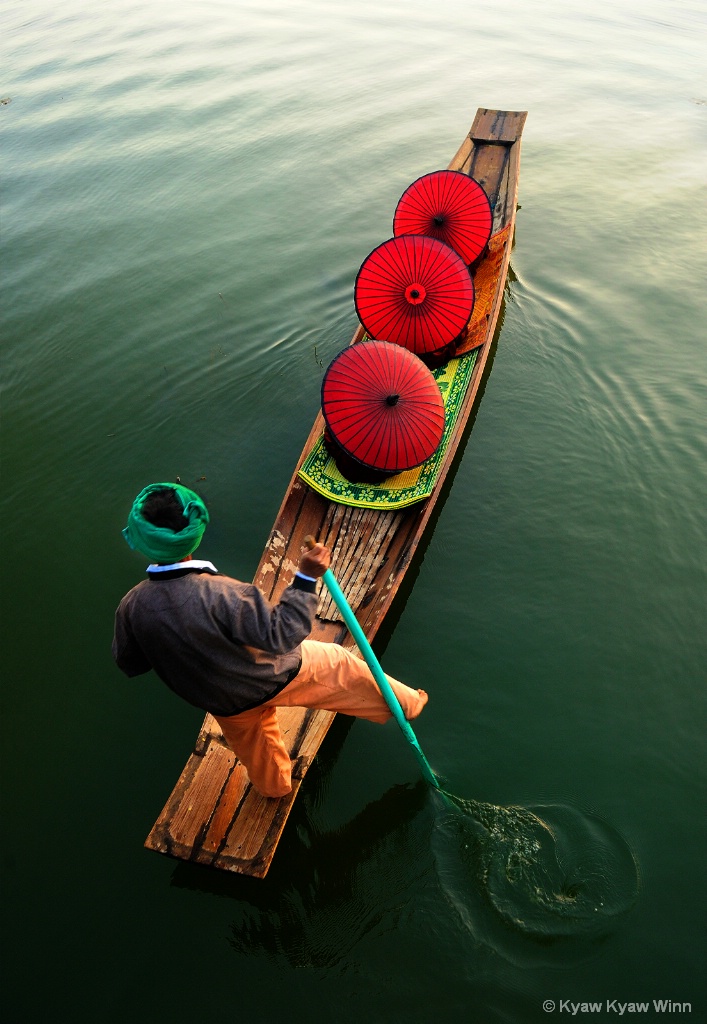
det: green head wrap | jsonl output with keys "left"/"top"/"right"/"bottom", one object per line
{"left": 122, "top": 482, "right": 210, "bottom": 563}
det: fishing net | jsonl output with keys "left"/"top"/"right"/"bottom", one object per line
{"left": 432, "top": 789, "right": 640, "bottom": 958}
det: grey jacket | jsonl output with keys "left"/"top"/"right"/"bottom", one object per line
{"left": 112, "top": 563, "right": 317, "bottom": 716}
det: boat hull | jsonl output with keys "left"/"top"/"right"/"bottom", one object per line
{"left": 145, "top": 108, "right": 527, "bottom": 877}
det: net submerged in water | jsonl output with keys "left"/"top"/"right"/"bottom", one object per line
{"left": 433, "top": 791, "right": 640, "bottom": 951}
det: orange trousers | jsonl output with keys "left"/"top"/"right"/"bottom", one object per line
{"left": 213, "top": 639, "right": 427, "bottom": 798}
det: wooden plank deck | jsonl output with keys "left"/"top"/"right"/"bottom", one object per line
{"left": 145, "top": 108, "right": 527, "bottom": 877}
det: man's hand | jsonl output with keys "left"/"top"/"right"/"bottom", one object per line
{"left": 299, "top": 541, "right": 331, "bottom": 579}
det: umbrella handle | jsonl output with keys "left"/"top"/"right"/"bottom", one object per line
{"left": 303, "top": 536, "right": 440, "bottom": 789}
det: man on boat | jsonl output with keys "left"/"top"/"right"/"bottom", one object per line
{"left": 113, "top": 482, "right": 428, "bottom": 798}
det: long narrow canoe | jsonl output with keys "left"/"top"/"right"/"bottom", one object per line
{"left": 145, "top": 108, "right": 527, "bottom": 877}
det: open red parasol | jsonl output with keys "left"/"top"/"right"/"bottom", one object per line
{"left": 321, "top": 340, "right": 445, "bottom": 474}
{"left": 354, "top": 235, "right": 474, "bottom": 356}
{"left": 393, "top": 170, "right": 493, "bottom": 266}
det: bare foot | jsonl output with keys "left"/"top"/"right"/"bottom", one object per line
{"left": 407, "top": 688, "right": 429, "bottom": 720}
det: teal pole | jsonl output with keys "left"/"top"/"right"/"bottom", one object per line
{"left": 305, "top": 538, "right": 440, "bottom": 789}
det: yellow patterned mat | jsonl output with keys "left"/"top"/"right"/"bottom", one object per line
{"left": 298, "top": 348, "right": 479, "bottom": 509}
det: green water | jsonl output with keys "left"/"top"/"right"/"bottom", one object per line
{"left": 2, "top": 1, "right": 705, "bottom": 1020}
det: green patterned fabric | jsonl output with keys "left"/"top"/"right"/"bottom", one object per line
{"left": 299, "top": 348, "right": 478, "bottom": 509}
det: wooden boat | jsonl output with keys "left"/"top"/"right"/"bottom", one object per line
{"left": 145, "top": 108, "right": 527, "bottom": 877}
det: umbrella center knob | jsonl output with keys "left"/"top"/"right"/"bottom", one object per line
{"left": 404, "top": 283, "right": 427, "bottom": 305}
{"left": 385, "top": 394, "right": 400, "bottom": 407}
{"left": 433, "top": 214, "right": 445, "bottom": 227}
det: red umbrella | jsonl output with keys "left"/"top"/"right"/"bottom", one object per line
{"left": 321, "top": 340, "right": 445, "bottom": 474}
{"left": 354, "top": 235, "right": 474, "bottom": 356}
{"left": 393, "top": 170, "right": 493, "bottom": 266}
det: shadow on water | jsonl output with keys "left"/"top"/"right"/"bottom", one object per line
{"left": 171, "top": 777, "right": 433, "bottom": 970}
